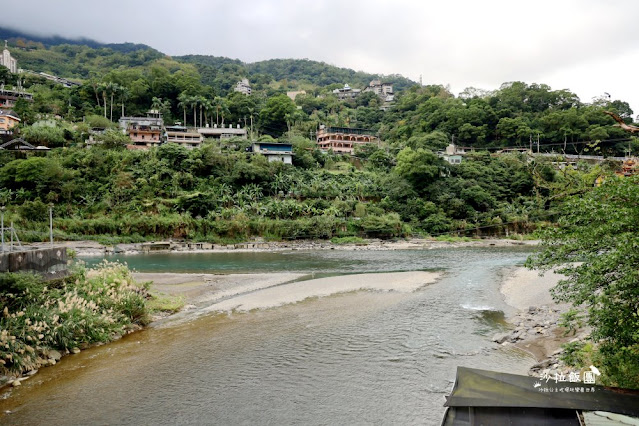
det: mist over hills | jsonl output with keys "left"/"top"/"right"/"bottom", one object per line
{"left": 0, "top": 26, "right": 417, "bottom": 92}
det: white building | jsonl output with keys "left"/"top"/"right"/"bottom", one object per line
{"left": 364, "top": 80, "right": 393, "bottom": 96}
{"left": 0, "top": 41, "right": 18, "bottom": 74}
{"left": 251, "top": 142, "right": 293, "bottom": 164}
{"left": 234, "top": 78, "right": 251, "bottom": 95}
{"left": 198, "top": 123, "right": 248, "bottom": 140}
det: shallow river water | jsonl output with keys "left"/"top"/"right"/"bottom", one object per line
{"left": 1, "top": 247, "right": 535, "bottom": 425}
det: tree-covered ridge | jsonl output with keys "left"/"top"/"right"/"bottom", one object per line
{"left": 0, "top": 26, "right": 156, "bottom": 52}
{"left": 2, "top": 26, "right": 416, "bottom": 97}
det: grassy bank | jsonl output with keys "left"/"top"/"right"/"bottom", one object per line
{"left": 0, "top": 261, "right": 151, "bottom": 378}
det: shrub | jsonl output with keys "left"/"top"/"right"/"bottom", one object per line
{"left": 0, "top": 261, "right": 150, "bottom": 375}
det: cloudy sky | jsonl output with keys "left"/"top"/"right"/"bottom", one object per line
{"left": 5, "top": 0, "right": 639, "bottom": 114}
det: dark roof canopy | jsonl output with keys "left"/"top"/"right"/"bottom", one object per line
{"left": 441, "top": 367, "right": 639, "bottom": 425}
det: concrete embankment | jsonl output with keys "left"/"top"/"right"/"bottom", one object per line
{"left": 0, "top": 247, "right": 68, "bottom": 279}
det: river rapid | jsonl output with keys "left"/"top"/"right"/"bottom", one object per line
{"left": 1, "top": 247, "right": 536, "bottom": 425}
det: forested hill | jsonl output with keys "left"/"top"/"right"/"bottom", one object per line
{"left": 0, "top": 26, "right": 155, "bottom": 53}
{"left": 176, "top": 55, "right": 417, "bottom": 92}
{"left": 1, "top": 26, "right": 416, "bottom": 94}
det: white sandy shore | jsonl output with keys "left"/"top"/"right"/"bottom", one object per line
{"left": 500, "top": 267, "right": 568, "bottom": 311}
{"left": 135, "top": 272, "right": 306, "bottom": 306}
{"left": 139, "top": 270, "right": 441, "bottom": 325}
{"left": 200, "top": 271, "right": 441, "bottom": 313}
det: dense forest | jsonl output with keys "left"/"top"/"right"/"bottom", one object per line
{"left": 0, "top": 28, "right": 636, "bottom": 244}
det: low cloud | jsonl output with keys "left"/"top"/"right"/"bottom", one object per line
{"left": 5, "top": 0, "right": 639, "bottom": 113}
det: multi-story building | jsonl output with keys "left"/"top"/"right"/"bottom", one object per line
{"left": 198, "top": 124, "right": 247, "bottom": 140}
{"left": 165, "top": 125, "right": 203, "bottom": 149}
{"left": 316, "top": 125, "right": 379, "bottom": 155}
{"left": 0, "top": 86, "right": 34, "bottom": 109}
{"left": 234, "top": 78, "right": 252, "bottom": 95}
{"left": 364, "top": 80, "right": 394, "bottom": 110}
{"left": 332, "top": 84, "right": 361, "bottom": 100}
{"left": 0, "top": 41, "right": 18, "bottom": 74}
{"left": 119, "top": 110, "right": 164, "bottom": 149}
{"left": 0, "top": 109, "right": 20, "bottom": 135}
{"left": 364, "top": 80, "right": 393, "bottom": 96}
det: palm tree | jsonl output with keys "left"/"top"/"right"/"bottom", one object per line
{"left": 197, "top": 96, "right": 207, "bottom": 128}
{"left": 202, "top": 99, "right": 213, "bottom": 127}
{"left": 189, "top": 96, "right": 198, "bottom": 128}
{"left": 177, "top": 92, "right": 189, "bottom": 126}
{"left": 151, "top": 96, "right": 163, "bottom": 111}
{"left": 108, "top": 83, "right": 119, "bottom": 121}
{"left": 97, "top": 82, "right": 108, "bottom": 118}
{"left": 213, "top": 96, "right": 223, "bottom": 126}
{"left": 119, "top": 86, "right": 130, "bottom": 117}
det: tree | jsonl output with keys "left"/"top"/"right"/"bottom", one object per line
{"left": 526, "top": 176, "right": 639, "bottom": 389}
{"left": 177, "top": 92, "right": 190, "bottom": 126}
{"left": 259, "top": 94, "right": 296, "bottom": 137}
{"left": 394, "top": 147, "right": 441, "bottom": 192}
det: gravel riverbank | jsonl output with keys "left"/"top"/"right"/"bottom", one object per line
{"left": 26, "top": 237, "right": 538, "bottom": 257}
{"left": 497, "top": 267, "right": 589, "bottom": 378}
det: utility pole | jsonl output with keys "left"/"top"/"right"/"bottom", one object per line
{"left": 1, "top": 206, "right": 5, "bottom": 253}
{"left": 537, "top": 133, "right": 540, "bottom": 154}
{"left": 529, "top": 135, "right": 533, "bottom": 153}
{"left": 250, "top": 114, "right": 254, "bottom": 140}
{"left": 48, "top": 203, "right": 54, "bottom": 246}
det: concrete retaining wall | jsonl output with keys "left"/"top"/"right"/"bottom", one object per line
{"left": 0, "top": 247, "right": 68, "bottom": 278}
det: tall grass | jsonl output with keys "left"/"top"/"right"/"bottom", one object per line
{"left": 0, "top": 261, "right": 150, "bottom": 376}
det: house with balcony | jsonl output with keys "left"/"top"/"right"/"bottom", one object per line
{"left": 333, "top": 84, "right": 361, "bottom": 100}
{"left": 165, "top": 125, "right": 203, "bottom": 149}
{"left": 316, "top": 125, "right": 379, "bottom": 155}
{"left": 198, "top": 124, "right": 247, "bottom": 140}
{"left": 251, "top": 142, "right": 293, "bottom": 164}
{"left": 0, "top": 86, "right": 34, "bottom": 109}
{"left": 119, "top": 110, "right": 164, "bottom": 149}
{"left": 0, "top": 109, "right": 20, "bottom": 136}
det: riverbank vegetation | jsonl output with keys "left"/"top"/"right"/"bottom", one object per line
{"left": 0, "top": 261, "right": 150, "bottom": 378}
{"left": 1, "top": 35, "right": 636, "bottom": 243}
{"left": 527, "top": 176, "right": 639, "bottom": 389}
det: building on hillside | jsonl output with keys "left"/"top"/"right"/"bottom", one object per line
{"left": 316, "top": 125, "right": 379, "bottom": 155}
{"left": 198, "top": 124, "right": 247, "bottom": 140}
{"left": 234, "top": 78, "right": 252, "bottom": 95}
{"left": 165, "top": 125, "right": 203, "bottom": 149}
{"left": 119, "top": 110, "right": 164, "bottom": 149}
{"left": 250, "top": 142, "right": 293, "bottom": 164}
{"left": 332, "top": 84, "right": 361, "bottom": 100}
{"left": 37, "top": 72, "right": 82, "bottom": 88}
{"left": 364, "top": 80, "right": 393, "bottom": 96}
{"left": 364, "top": 80, "right": 395, "bottom": 110}
{"left": 84, "top": 127, "right": 107, "bottom": 148}
{"left": 0, "top": 41, "right": 18, "bottom": 74}
{"left": 438, "top": 143, "right": 475, "bottom": 164}
{"left": 286, "top": 90, "right": 306, "bottom": 101}
{"left": 0, "top": 109, "right": 20, "bottom": 135}
{"left": 0, "top": 85, "right": 34, "bottom": 109}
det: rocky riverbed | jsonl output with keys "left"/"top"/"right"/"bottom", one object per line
{"left": 497, "top": 267, "right": 589, "bottom": 379}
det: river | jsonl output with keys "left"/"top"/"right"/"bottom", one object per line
{"left": 0, "top": 247, "right": 536, "bottom": 425}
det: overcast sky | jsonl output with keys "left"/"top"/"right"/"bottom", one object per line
{"left": 5, "top": 0, "right": 639, "bottom": 115}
